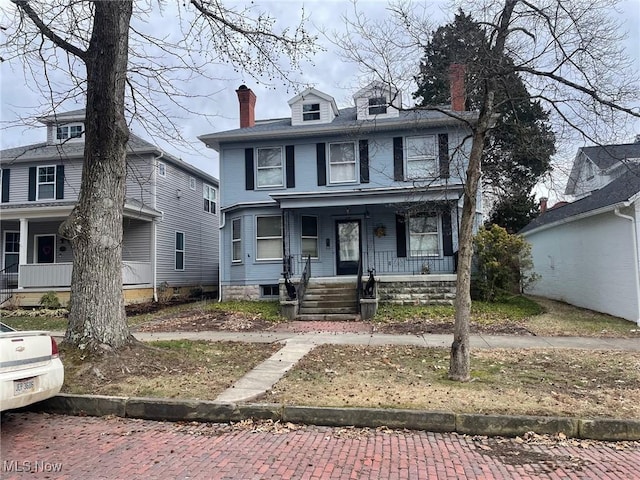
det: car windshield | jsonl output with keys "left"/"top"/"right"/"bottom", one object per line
{"left": 0, "top": 323, "right": 16, "bottom": 333}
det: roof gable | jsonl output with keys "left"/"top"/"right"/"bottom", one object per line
{"left": 288, "top": 87, "right": 339, "bottom": 126}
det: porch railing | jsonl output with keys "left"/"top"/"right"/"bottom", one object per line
{"left": 363, "top": 251, "right": 456, "bottom": 275}
{"left": 0, "top": 264, "right": 18, "bottom": 305}
{"left": 297, "top": 255, "right": 312, "bottom": 301}
{"left": 356, "top": 259, "right": 363, "bottom": 313}
{"left": 17, "top": 261, "right": 153, "bottom": 288}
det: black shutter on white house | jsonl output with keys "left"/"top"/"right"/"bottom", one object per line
{"left": 316, "top": 143, "right": 326, "bottom": 186}
{"left": 244, "top": 148, "right": 254, "bottom": 190}
{"left": 438, "top": 133, "right": 450, "bottom": 179}
{"left": 359, "top": 140, "right": 369, "bottom": 183}
{"left": 55, "top": 165, "right": 65, "bottom": 199}
{"left": 393, "top": 137, "right": 403, "bottom": 181}
{"left": 1, "top": 169, "right": 10, "bottom": 203}
{"left": 395, "top": 214, "right": 407, "bottom": 258}
{"left": 28, "top": 166, "right": 36, "bottom": 201}
{"left": 285, "top": 145, "right": 295, "bottom": 188}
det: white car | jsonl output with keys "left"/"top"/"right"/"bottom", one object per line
{"left": 0, "top": 323, "right": 64, "bottom": 412}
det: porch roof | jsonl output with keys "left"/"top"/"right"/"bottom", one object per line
{"left": 0, "top": 198, "right": 161, "bottom": 221}
{"left": 269, "top": 185, "right": 463, "bottom": 209}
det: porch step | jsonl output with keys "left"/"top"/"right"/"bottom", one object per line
{"left": 296, "top": 314, "right": 360, "bottom": 322}
{"left": 297, "top": 279, "right": 358, "bottom": 320}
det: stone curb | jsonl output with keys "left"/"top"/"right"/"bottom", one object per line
{"left": 31, "top": 394, "right": 640, "bottom": 441}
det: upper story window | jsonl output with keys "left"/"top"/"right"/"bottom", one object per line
{"left": 157, "top": 162, "right": 166, "bottom": 177}
{"left": 256, "top": 215, "right": 282, "bottom": 260}
{"left": 406, "top": 135, "right": 437, "bottom": 179}
{"left": 189, "top": 177, "right": 196, "bottom": 190}
{"left": 256, "top": 147, "right": 283, "bottom": 188}
{"left": 56, "top": 123, "right": 83, "bottom": 141}
{"left": 302, "top": 103, "right": 321, "bottom": 121}
{"left": 37, "top": 166, "right": 56, "bottom": 200}
{"left": 175, "top": 232, "right": 185, "bottom": 270}
{"left": 368, "top": 96, "right": 388, "bottom": 115}
{"left": 203, "top": 184, "right": 216, "bottom": 214}
{"left": 329, "top": 142, "right": 357, "bottom": 184}
{"left": 409, "top": 214, "right": 440, "bottom": 257}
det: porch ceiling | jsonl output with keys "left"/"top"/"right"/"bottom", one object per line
{"left": 270, "top": 185, "right": 463, "bottom": 209}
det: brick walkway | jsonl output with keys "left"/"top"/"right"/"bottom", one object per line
{"left": 2, "top": 413, "right": 638, "bottom": 479}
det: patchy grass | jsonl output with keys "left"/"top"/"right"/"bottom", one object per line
{"left": 61, "top": 340, "right": 281, "bottom": 400}
{"left": 263, "top": 344, "right": 640, "bottom": 419}
{"left": 204, "top": 300, "right": 283, "bottom": 322}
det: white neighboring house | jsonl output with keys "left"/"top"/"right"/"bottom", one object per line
{"left": 520, "top": 141, "right": 640, "bottom": 324}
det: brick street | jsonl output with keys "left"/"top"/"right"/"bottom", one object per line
{"left": 2, "top": 413, "right": 639, "bottom": 479}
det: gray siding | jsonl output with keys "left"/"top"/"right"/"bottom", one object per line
{"left": 126, "top": 155, "right": 154, "bottom": 206}
{"left": 122, "top": 218, "right": 151, "bottom": 262}
{"left": 154, "top": 160, "right": 219, "bottom": 287}
{"left": 0, "top": 159, "right": 82, "bottom": 203}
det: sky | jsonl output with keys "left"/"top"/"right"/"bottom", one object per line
{"left": 1, "top": 0, "right": 639, "bottom": 203}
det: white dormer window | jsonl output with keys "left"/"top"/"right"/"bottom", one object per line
{"left": 56, "top": 124, "right": 83, "bottom": 141}
{"left": 303, "top": 103, "right": 321, "bottom": 121}
{"left": 368, "top": 96, "right": 388, "bottom": 115}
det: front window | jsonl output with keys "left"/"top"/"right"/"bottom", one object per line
{"left": 303, "top": 103, "right": 320, "bottom": 121}
{"left": 368, "top": 96, "right": 388, "bottom": 115}
{"left": 256, "top": 147, "right": 283, "bottom": 188}
{"left": 409, "top": 214, "right": 439, "bottom": 256}
{"left": 301, "top": 215, "right": 318, "bottom": 258}
{"left": 3, "top": 232, "right": 19, "bottom": 274}
{"left": 175, "top": 232, "right": 185, "bottom": 270}
{"left": 56, "top": 124, "right": 83, "bottom": 141}
{"left": 232, "top": 218, "right": 242, "bottom": 263}
{"left": 256, "top": 216, "right": 282, "bottom": 260}
{"left": 329, "top": 142, "right": 356, "bottom": 184}
{"left": 406, "top": 135, "right": 437, "bottom": 179}
{"left": 37, "top": 166, "right": 56, "bottom": 200}
{"left": 203, "top": 184, "right": 216, "bottom": 213}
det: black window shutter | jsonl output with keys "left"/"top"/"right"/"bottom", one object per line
{"left": 1, "top": 169, "right": 10, "bottom": 203}
{"left": 285, "top": 145, "right": 295, "bottom": 188}
{"left": 359, "top": 139, "right": 369, "bottom": 184}
{"left": 28, "top": 166, "right": 36, "bottom": 201}
{"left": 55, "top": 165, "right": 65, "bottom": 199}
{"left": 395, "top": 214, "right": 407, "bottom": 258}
{"left": 244, "top": 148, "right": 254, "bottom": 190}
{"left": 438, "top": 133, "right": 450, "bottom": 179}
{"left": 316, "top": 143, "right": 326, "bottom": 186}
{"left": 441, "top": 212, "right": 454, "bottom": 256}
{"left": 393, "top": 137, "right": 403, "bottom": 181}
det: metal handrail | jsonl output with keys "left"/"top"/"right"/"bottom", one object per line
{"left": 356, "top": 259, "right": 363, "bottom": 313}
{"left": 297, "top": 255, "right": 312, "bottom": 301}
{"left": 0, "top": 263, "right": 18, "bottom": 306}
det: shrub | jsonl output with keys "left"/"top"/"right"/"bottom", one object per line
{"left": 39, "top": 291, "right": 61, "bottom": 309}
{"left": 472, "top": 224, "right": 538, "bottom": 301}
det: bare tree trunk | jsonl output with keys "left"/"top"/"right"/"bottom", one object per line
{"left": 61, "top": 1, "right": 134, "bottom": 351}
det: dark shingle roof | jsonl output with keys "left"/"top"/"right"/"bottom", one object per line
{"left": 520, "top": 165, "right": 640, "bottom": 234}
{"left": 580, "top": 142, "right": 640, "bottom": 170}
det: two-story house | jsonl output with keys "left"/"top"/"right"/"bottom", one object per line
{"left": 199, "top": 70, "right": 480, "bottom": 319}
{"left": 0, "top": 109, "right": 219, "bottom": 307}
{"left": 520, "top": 141, "right": 640, "bottom": 324}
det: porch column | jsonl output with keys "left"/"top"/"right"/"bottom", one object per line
{"left": 18, "top": 217, "right": 28, "bottom": 289}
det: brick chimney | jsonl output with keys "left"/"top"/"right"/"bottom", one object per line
{"left": 449, "top": 64, "right": 466, "bottom": 111}
{"left": 236, "top": 85, "right": 256, "bottom": 128}
{"left": 539, "top": 197, "right": 548, "bottom": 214}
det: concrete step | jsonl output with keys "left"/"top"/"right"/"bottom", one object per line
{"left": 300, "top": 300, "right": 357, "bottom": 309}
{"left": 296, "top": 314, "right": 360, "bottom": 321}
{"left": 299, "top": 306, "right": 358, "bottom": 315}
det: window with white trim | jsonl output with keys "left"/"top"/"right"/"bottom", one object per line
{"left": 409, "top": 214, "right": 440, "bottom": 256}
{"left": 256, "top": 147, "right": 283, "bottom": 188}
{"left": 301, "top": 215, "right": 318, "bottom": 258}
{"left": 368, "top": 96, "right": 388, "bottom": 115}
{"left": 232, "top": 218, "right": 242, "bottom": 263}
{"left": 256, "top": 216, "right": 282, "bottom": 260}
{"left": 189, "top": 177, "right": 196, "bottom": 190}
{"left": 56, "top": 124, "right": 83, "bottom": 141}
{"left": 157, "top": 162, "right": 166, "bottom": 177}
{"left": 175, "top": 232, "right": 185, "bottom": 270}
{"left": 302, "top": 103, "right": 320, "bottom": 121}
{"left": 203, "top": 184, "right": 216, "bottom": 214}
{"left": 406, "top": 135, "right": 437, "bottom": 179}
{"left": 329, "top": 142, "right": 356, "bottom": 184}
{"left": 261, "top": 284, "right": 279, "bottom": 298}
{"left": 37, "top": 166, "right": 56, "bottom": 200}
{"left": 3, "top": 231, "right": 19, "bottom": 274}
